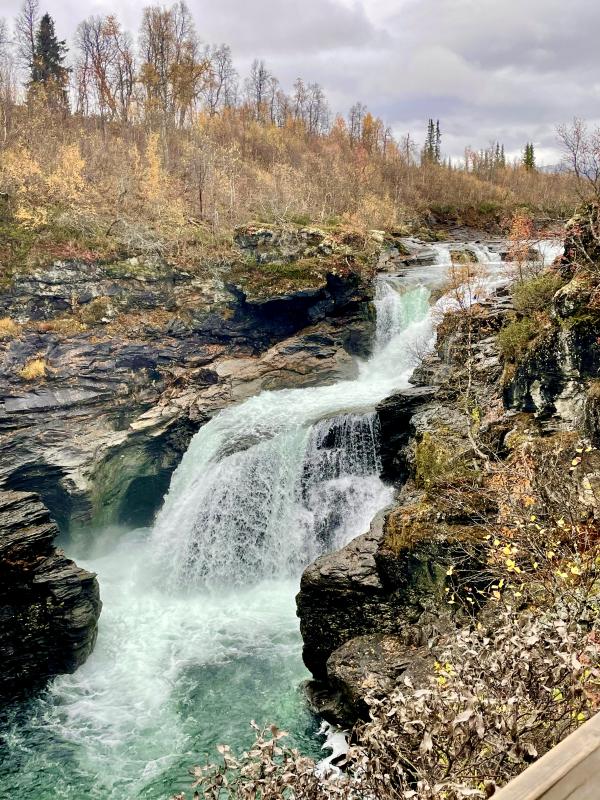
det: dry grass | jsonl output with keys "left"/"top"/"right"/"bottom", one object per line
{"left": 0, "top": 105, "right": 580, "bottom": 276}
{"left": 36, "top": 317, "right": 87, "bottom": 336}
{"left": 0, "top": 317, "right": 20, "bottom": 340}
{"left": 19, "top": 358, "right": 47, "bottom": 381}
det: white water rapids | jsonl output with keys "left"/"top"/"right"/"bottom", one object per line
{"left": 0, "top": 239, "right": 561, "bottom": 799}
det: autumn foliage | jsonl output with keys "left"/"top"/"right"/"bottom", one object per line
{"left": 0, "top": 2, "right": 582, "bottom": 272}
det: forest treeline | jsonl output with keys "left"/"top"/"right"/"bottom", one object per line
{"left": 0, "top": 0, "right": 585, "bottom": 264}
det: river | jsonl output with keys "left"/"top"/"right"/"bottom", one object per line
{"left": 0, "top": 240, "right": 559, "bottom": 798}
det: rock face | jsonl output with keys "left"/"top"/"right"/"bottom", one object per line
{"left": 0, "top": 225, "right": 377, "bottom": 535}
{"left": 0, "top": 491, "right": 101, "bottom": 699}
{"left": 308, "top": 634, "right": 431, "bottom": 724}
{"left": 503, "top": 275, "right": 600, "bottom": 433}
{"left": 297, "top": 511, "right": 453, "bottom": 686}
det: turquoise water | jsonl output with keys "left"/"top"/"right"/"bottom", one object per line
{"left": 0, "top": 532, "right": 322, "bottom": 799}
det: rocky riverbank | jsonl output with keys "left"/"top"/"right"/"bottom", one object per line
{"left": 297, "top": 217, "right": 600, "bottom": 727}
{"left": 297, "top": 290, "right": 510, "bottom": 723}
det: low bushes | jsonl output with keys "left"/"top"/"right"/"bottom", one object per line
{"left": 497, "top": 317, "right": 538, "bottom": 362}
{"left": 512, "top": 272, "right": 564, "bottom": 315}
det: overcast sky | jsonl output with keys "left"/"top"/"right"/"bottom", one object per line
{"left": 1, "top": 0, "right": 597, "bottom": 163}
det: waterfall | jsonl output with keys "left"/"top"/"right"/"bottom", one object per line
{"left": 536, "top": 238, "right": 564, "bottom": 266}
{"left": 0, "top": 249, "right": 461, "bottom": 800}
{"left": 300, "top": 413, "right": 385, "bottom": 552}
{"left": 470, "top": 243, "right": 496, "bottom": 263}
{"left": 151, "top": 278, "right": 433, "bottom": 588}
{"left": 149, "top": 244, "right": 460, "bottom": 590}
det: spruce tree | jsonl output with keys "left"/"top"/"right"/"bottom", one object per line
{"left": 523, "top": 142, "right": 536, "bottom": 171}
{"left": 423, "top": 118, "right": 441, "bottom": 164}
{"left": 423, "top": 118, "right": 434, "bottom": 163}
{"left": 30, "top": 13, "right": 69, "bottom": 108}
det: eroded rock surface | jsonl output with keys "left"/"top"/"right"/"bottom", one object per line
{"left": 0, "top": 225, "right": 377, "bottom": 534}
{"left": 0, "top": 491, "right": 100, "bottom": 699}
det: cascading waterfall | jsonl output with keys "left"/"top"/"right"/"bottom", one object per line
{"left": 150, "top": 269, "right": 436, "bottom": 591}
{"left": 469, "top": 243, "right": 495, "bottom": 263}
{"left": 0, "top": 240, "right": 529, "bottom": 800}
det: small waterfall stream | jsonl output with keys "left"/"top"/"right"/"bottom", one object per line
{"left": 0, "top": 240, "right": 558, "bottom": 799}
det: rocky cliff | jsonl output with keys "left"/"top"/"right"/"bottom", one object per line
{"left": 296, "top": 244, "right": 600, "bottom": 726}
{"left": 0, "top": 490, "right": 100, "bottom": 699}
{"left": 0, "top": 224, "right": 387, "bottom": 535}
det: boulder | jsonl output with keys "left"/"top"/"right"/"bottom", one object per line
{"left": 308, "top": 634, "right": 431, "bottom": 725}
{"left": 0, "top": 491, "right": 101, "bottom": 699}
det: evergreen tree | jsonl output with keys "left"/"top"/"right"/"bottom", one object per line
{"left": 493, "top": 142, "right": 506, "bottom": 169}
{"left": 423, "top": 118, "right": 441, "bottom": 164}
{"left": 523, "top": 142, "right": 536, "bottom": 171}
{"left": 30, "top": 13, "right": 69, "bottom": 108}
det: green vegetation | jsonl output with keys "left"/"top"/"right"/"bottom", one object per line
{"left": 497, "top": 317, "right": 538, "bottom": 361}
{"left": 80, "top": 297, "right": 112, "bottom": 325}
{"left": 512, "top": 272, "right": 564, "bottom": 315}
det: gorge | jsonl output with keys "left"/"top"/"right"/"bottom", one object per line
{"left": 0, "top": 237, "right": 487, "bottom": 798}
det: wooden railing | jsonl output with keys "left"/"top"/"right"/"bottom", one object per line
{"left": 494, "top": 713, "right": 600, "bottom": 799}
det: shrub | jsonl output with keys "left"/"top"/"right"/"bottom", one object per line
{"left": 512, "top": 272, "right": 564, "bottom": 315}
{"left": 497, "top": 317, "right": 537, "bottom": 361}
{"left": 0, "top": 317, "right": 20, "bottom": 340}
{"left": 414, "top": 430, "right": 474, "bottom": 492}
{"left": 182, "top": 595, "right": 600, "bottom": 800}
{"left": 36, "top": 318, "right": 87, "bottom": 336}
{"left": 80, "top": 297, "right": 112, "bottom": 324}
{"left": 19, "top": 358, "right": 47, "bottom": 381}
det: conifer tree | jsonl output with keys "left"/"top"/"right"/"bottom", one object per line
{"left": 523, "top": 142, "right": 536, "bottom": 171}
{"left": 423, "top": 118, "right": 441, "bottom": 164}
{"left": 30, "top": 13, "right": 69, "bottom": 108}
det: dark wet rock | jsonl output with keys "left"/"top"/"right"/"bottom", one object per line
{"left": 307, "top": 634, "right": 431, "bottom": 725}
{"left": 376, "top": 386, "right": 437, "bottom": 482}
{"left": 0, "top": 491, "right": 101, "bottom": 699}
{"left": 504, "top": 309, "right": 600, "bottom": 428}
{"left": 296, "top": 510, "right": 457, "bottom": 683}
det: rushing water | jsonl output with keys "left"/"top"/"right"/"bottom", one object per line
{"left": 0, "top": 240, "right": 558, "bottom": 799}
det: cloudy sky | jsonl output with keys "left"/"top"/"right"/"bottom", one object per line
{"left": 1, "top": 0, "right": 598, "bottom": 163}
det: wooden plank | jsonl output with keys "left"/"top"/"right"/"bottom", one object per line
{"left": 495, "top": 713, "right": 600, "bottom": 799}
